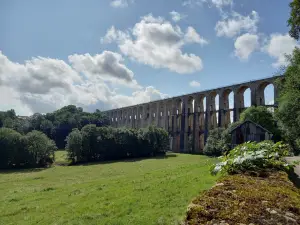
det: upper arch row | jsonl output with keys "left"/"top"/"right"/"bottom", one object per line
{"left": 104, "top": 75, "right": 283, "bottom": 116}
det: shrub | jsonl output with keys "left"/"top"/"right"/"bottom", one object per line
{"left": 65, "top": 128, "right": 83, "bottom": 163}
{"left": 210, "top": 141, "right": 297, "bottom": 175}
{"left": 22, "top": 130, "right": 57, "bottom": 167}
{"left": 0, "top": 128, "right": 23, "bottom": 168}
{"left": 203, "top": 128, "right": 230, "bottom": 156}
{"left": 65, "top": 125, "right": 169, "bottom": 163}
{"left": 0, "top": 128, "right": 56, "bottom": 168}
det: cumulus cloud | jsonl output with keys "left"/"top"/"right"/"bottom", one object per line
{"left": 0, "top": 51, "right": 167, "bottom": 115}
{"left": 189, "top": 80, "right": 201, "bottom": 87}
{"left": 111, "top": 86, "right": 169, "bottom": 108}
{"left": 184, "top": 27, "right": 208, "bottom": 45}
{"left": 234, "top": 33, "right": 259, "bottom": 60}
{"left": 110, "top": 0, "right": 134, "bottom": 8}
{"left": 263, "top": 33, "right": 299, "bottom": 68}
{"left": 169, "top": 11, "right": 187, "bottom": 22}
{"left": 102, "top": 14, "right": 207, "bottom": 74}
{"left": 215, "top": 11, "right": 259, "bottom": 38}
{"left": 68, "top": 51, "right": 140, "bottom": 88}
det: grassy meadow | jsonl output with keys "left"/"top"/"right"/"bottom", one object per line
{"left": 0, "top": 152, "right": 218, "bottom": 225}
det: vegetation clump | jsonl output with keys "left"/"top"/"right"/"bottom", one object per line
{"left": 0, "top": 128, "right": 56, "bottom": 169}
{"left": 203, "top": 128, "right": 230, "bottom": 156}
{"left": 210, "top": 141, "right": 296, "bottom": 176}
{"left": 185, "top": 171, "right": 300, "bottom": 224}
{"left": 66, "top": 125, "right": 170, "bottom": 163}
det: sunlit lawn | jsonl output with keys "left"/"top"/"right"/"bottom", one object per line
{"left": 0, "top": 152, "right": 218, "bottom": 225}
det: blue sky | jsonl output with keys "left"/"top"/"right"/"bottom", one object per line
{"left": 0, "top": 0, "right": 297, "bottom": 115}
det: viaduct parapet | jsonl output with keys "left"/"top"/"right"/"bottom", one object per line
{"left": 103, "top": 75, "right": 283, "bottom": 153}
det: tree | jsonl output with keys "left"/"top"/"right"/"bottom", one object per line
{"left": 22, "top": 131, "right": 57, "bottom": 166}
{"left": 275, "top": 48, "right": 300, "bottom": 154}
{"left": 288, "top": 0, "right": 300, "bottom": 40}
{"left": 0, "top": 128, "right": 23, "bottom": 168}
{"left": 240, "top": 106, "right": 281, "bottom": 142}
{"left": 65, "top": 128, "right": 83, "bottom": 163}
{"left": 204, "top": 128, "right": 230, "bottom": 156}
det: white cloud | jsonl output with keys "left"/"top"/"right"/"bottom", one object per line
{"left": 211, "top": 0, "right": 232, "bottom": 8}
{"left": 182, "top": 0, "right": 205, "bottom": 7}
{"left": 110, "top": 0, "right": 134, "bottom": 8}
{"left": 189, "top": 80, "right": 201, "bottom": 87}
{"left": 183, "top": 0, "right": 232, "bottom": 8}
{"left": 68, "top": 51, "right": 141, "bottom": 88}
{"left": 184, "top": 27, "right": 208, "bottom": 45}
{"left": 234, "top": 33, "right": 259, "bottom": 60}
{"left": 215, "top": 11, "right": 259, "bottom": 38}
{"left": 101, "top": 26, "right": 130, "bottom": 44}
{"left": 169, "top": 11, "right": 187, "bottom": 22}
{"left": 111, "top": 86, "right": 169, "bottom": 108}
{"left": 102, "top": 14, "right": 207, "bottom": 74}
{"left": 0, "top": 51, "right": 167, "bottom": 115}
{"left": 263, "top": 33, "right": 299, "bottom": 68}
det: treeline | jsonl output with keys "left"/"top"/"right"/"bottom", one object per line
{"left": 0, "top": 105, "right": 110, "bottom": 149}
{"left": 66, "top": 125, "right": 169, "bottom": 163}
{"left": 0, "top": 128, "right": 56, "bottom": 169}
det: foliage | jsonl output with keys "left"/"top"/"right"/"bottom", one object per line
{"left": 0, "top": 105, "right": 110, "bottom": 149}
{"left": 0, "top": 128, "right": 23, "bottom": 169}
{"left": 0, "top": 153, "right": 218, "bottom": 225}
{"left": 66, "top": 125, "right": 169, "bottom": 163}
{"left": 0, "top": 128, "right": 56, "bottom": 169}
{"left": 240, "top": 106, "right": 281, "bottom": 141}
{"left": 275, "top": 48, "right": 300, "bottom": 155}
{"left": 203, "top": 128, "right": 230, "bottom": 156}
{"left": 288, "top": 0, "right": 300, "bottom": 40}
{"left": 185, "top": 171, "right": 300, "bottom": 224}
{"left": 22, "top": 130, "right": 57, "bottom": 167}
{"left": 65, "top": 128, "right": 83, "bottom": 163}
{"left": 210, "top": 141, "right": 297, "bottom": 176}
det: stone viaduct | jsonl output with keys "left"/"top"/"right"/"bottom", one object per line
{"left": 103, "top": 75, "right": 283, "bottom": 153}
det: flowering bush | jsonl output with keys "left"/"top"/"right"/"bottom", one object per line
{"left": 210, "top": 141, "right": 297, "bottom": 175}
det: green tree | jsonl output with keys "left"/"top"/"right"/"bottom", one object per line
{"left": 275, "top": 48, "right": 300, "bottom": 154}
{"left": 204, "top": 128, "right": 230, "bottom": 156}
{"left": 22, "top": 130, "right": 57, "bottom": 166}
{"left": 0, "top": 128, "right": 23, "bottom": 168}
{"left": 65, "top": 128, "right": 83, "bottom": 163}
{"left": 288, "top": 0, "right": 300, "bottom": 40}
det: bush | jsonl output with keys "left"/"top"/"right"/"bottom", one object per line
{"left": 65, "top": 128, "right": 82, "bottom": 163}
{"left": 203, "top": 128, "right": 230, "bottom": 156}
{"left": 0, "top": 128, "right": 56, "bottom": 169}
{"left": 210, "top": 141, "right": 297, "bottom": 175}
{"left": 0, "top": 128, "right": 23, "bottom": 169}
{"left": 22, "top": 130, "right": 57, "bottom": 167}
{"left": 65, "top": 125, "right": 169, "bottom": 163}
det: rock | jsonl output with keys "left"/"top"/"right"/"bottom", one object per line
{"left": 285, "top": 212, "right": 295, "bottom": 218}
{"left": 214, "top": 183, "right": 224, "bottom": 187}
{"left": 284, "top": 216, "right": 297, "bottom": 223}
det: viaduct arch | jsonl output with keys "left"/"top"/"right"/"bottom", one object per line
{"left": 104, "top": 76, "right": 282, "bottom": 153}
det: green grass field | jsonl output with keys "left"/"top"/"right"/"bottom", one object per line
{"left": 0, "top": 152, "right": 218, "bottom": 225}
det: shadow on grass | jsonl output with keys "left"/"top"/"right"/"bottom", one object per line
{"left": 0, "top": 167, "right": 49, "bottom": 174}
{"left": 71, "top": 152, "right": 178, "bottom": 167}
